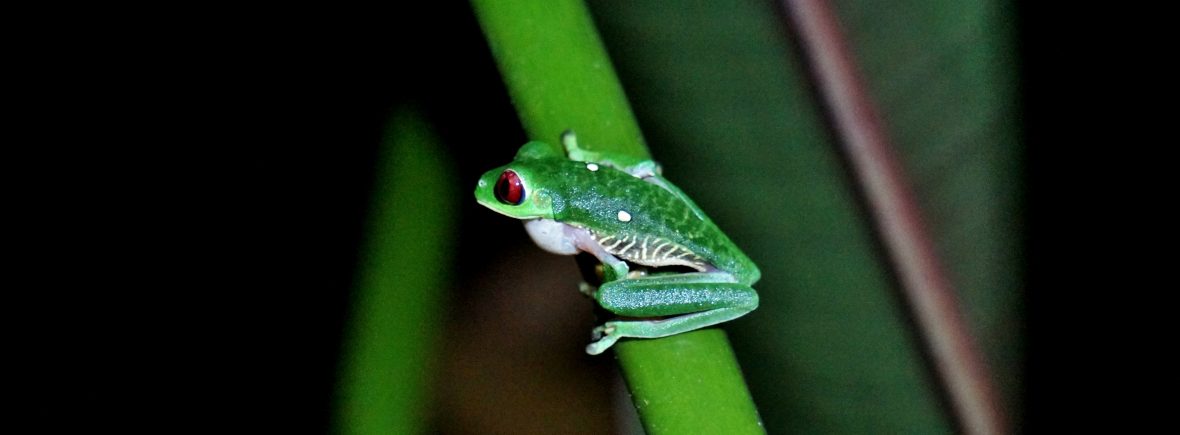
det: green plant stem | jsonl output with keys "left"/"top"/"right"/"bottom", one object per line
{"left": 471, "top": 0, "right": 648, "bottom": 165}
{"left": 471, "top": 1, "right": 763, "bottom": 433}
{"left": 615, "top": 329, "right": 763, "bottom": 434}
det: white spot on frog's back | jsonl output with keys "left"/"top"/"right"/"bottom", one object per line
{"left": 586, "top": 163, "right": 599, "bottom": 171}
{"left": 524, "top": 219, "right": 579, "bottom": 255}
{"left": 617, "top": 210, "right": 632, "bottom": 222}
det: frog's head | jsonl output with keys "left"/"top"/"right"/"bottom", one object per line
{"left": 474, "top": 141, "right": 564, "bottom": 220}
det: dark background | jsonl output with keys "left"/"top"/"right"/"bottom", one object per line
{"left": 19, "top": 1, "right": 1156, "bottom": 432}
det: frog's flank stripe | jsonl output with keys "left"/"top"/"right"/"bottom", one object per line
{"left": 619, "top": 237, "right": 637, "bottom": 254}
{"left": 652, "top": 240, "right": 671, "bottom": 260}
{"left": 592, "top": 230, "right": 708, "bottom": 270}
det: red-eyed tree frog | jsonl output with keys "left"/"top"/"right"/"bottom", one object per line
{"left": 474, "top": 132, "right": 760, "bottom": 355}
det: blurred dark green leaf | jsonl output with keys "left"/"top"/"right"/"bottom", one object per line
{"left": 335, "top": 107, "right": 457, "bottom": 434}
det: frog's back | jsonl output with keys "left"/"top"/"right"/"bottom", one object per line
{"left": 542, "top": 159, "right": 760, "bottom": 285}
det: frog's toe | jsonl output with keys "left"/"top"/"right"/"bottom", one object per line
{"left": 590, "top": 323, "right": 616, "bottom": 341}
{"left": 578, "top": 281, "right": 597, "bottom": 298}
{"left": 586, "top": 333, "right": 621, "bottom": 355}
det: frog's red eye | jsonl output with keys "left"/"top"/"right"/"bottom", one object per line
{"left": 495, "top": 170, "right": 525, "bottom": 205}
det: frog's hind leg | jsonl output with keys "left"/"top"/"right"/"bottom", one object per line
{"left": 585, "top": 273, "right": 758, "bottom": 355}
{"left": 586, "top": 306, "right": 752, "bottom": 355}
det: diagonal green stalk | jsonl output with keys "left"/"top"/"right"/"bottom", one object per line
{"left": 471, "top": 0, "right": 763, "bottom": 433}
{"left": 471, "top": 0, "right": 648, "bottom": 164}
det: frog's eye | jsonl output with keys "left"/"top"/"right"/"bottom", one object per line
{"left": 495, "top": 170, "right": 525, "bottom": 205}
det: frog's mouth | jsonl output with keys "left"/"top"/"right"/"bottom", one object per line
{"left": 474, "top": 195, "right": 545, "bottom": 220}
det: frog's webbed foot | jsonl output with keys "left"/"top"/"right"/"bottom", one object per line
{"left": 560, "top": 129, "right": 580, "bottom": 154}
{"left": 620, "top": 158, "right": 663, "bottom": 177}
{"left": 586, "top": 322, "right": 621, "bottom": 355}
{"left": 578, "top": 281, "right": 597, "bottom": 298}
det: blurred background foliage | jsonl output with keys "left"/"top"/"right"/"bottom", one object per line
{"left": 274, "top": 0, "right": 1023, "bottom": 433}
{"left": 32, "top": 0, "right": 1165, "bottom": 431}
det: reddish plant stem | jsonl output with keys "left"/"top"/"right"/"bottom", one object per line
{"left": 781, "top": 1, "right": 1005, "bottom": 434}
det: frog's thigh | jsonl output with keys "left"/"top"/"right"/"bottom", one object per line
{"left": 595, "top": 273, "right": 758, "bottom": 317}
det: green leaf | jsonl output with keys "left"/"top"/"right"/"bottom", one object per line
{"left": 334, "top": 107, "right": 457, "bottom": 434}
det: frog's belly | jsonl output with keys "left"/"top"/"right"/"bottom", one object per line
{"left": 589, "top": 231, "right": 709, "bottom": 271}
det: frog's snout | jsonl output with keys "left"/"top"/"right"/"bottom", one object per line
{"left": 474, "top": 173, "right": 495, "bottom": 204}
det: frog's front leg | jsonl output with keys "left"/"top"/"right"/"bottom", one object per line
{"left": 585, "top": 272, "right": 759, "bottom": 355}
{"left": 569, "top": 226, "right": 630, "bottom": 283}
{"left": 560, "top": 130, "right": 661, "bottom": 179}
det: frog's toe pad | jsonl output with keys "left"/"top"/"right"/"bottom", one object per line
{"left": 586, "top": 334, "right": 621, "bottom": 355}
{"left": 586, "top": 323, "right": 620, "bottom": 355}
{"left": 578, "top": 282, "right": 597, "bottom": 297}
{"left": 590, "top": 323, "right": 615, "bottom": 341}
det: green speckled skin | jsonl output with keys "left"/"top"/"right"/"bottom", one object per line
{"left": 475, "top": 138, "right": 760, "bottom": 354}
